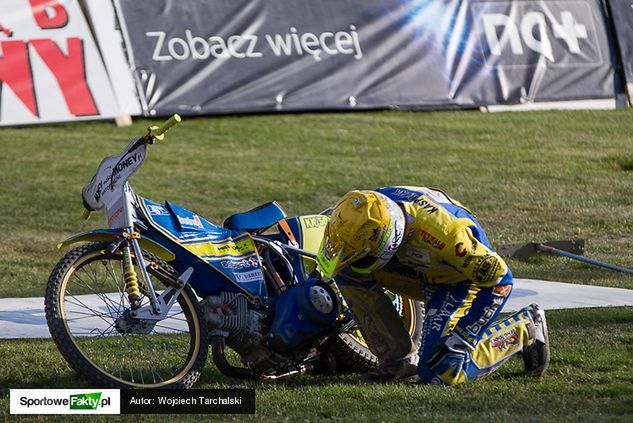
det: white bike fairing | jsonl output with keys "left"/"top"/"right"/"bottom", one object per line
{"left": 82, "top": 138, "right": 147, "bottom": 212}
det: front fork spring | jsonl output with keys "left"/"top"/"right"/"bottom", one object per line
{"left": 122, "top": 243, "right": 141, "bottom": 309}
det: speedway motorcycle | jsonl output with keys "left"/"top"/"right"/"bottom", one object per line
{"left": 45, "top": 116, "right": 423, "bottom": 388}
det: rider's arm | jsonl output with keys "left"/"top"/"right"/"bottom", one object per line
{"left": 440, "top": 217, "right": 511, "bottom": 348}
{"left": 442, "top": 219, "right": 508, "bottom": 288}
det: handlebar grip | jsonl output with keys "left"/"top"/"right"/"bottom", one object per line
{"left": 150, "top": 114, "right": 181, "bottom": 140}
{"left": 83, "top": 209, "right": 92, "bottom": 220}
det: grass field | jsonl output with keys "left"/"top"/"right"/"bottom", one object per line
{"left": 1, "top": 109, "right": 633, "bottom": 421}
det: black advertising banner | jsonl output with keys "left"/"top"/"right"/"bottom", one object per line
{"left": 114, "top": 0, "right": 616, "bottom": 116}
{"left": 607, "top": 0, "right": 633, "bottom": 98}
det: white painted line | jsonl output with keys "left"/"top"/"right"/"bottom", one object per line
{"left": 1, "top": 279, "right": 633, "bottom": 339}
{"left": 505, "top": 278, "right": 633, "bottom": 312}
{"left": 0, "top": 294, "right": 186, "bottom": 339}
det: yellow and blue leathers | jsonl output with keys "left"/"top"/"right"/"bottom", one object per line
{"left": 336, "top": 186, "right": 537, "bottom": 385}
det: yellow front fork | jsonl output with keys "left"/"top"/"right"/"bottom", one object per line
{"left": 122, "top": 243, "right": 141, "bottom": 308}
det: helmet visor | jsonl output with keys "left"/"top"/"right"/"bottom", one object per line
{"left": 317, "top": 228, "right": 370, "bottom": 279}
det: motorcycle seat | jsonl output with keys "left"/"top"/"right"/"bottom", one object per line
{"left": 223, "top": 201, "right": 286, "bottom": 232}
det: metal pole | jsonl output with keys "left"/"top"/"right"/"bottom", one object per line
{"left": 536, "top": 244, "right": 633, "bottom": 274}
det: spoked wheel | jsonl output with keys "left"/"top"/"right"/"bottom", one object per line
{"left": 328, "top": 292, "right": 424, "bottom": 373}
{"left": 45, "top": 242, "right": 208, "bottom": 388}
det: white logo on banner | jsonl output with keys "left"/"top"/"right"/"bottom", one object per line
{"left": 146, "top": 26, "right": 363, "bottom": 62}
{"left": 482, "top": 11, "right": 587, "bottom": 62}
{"left": 473, "top": 1, "right": 600, "bottom": 67}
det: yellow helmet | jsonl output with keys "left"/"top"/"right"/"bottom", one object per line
{"left": 317, "top": 190, "right": 405, "bottom": 279}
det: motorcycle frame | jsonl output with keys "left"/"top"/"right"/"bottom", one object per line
{"left": 78, "top": 129, "right": 349, "bottom": 342}
{"left": 85, "top": 139, "right": 314, "bottom": 317}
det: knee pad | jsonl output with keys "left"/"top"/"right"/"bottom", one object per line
{"left": 420, "top": 346, "right": 469, "bottom": 385}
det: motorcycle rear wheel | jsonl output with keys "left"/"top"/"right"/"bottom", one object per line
{"left": 45, "top": 242, "right": 208, "bottom": 388}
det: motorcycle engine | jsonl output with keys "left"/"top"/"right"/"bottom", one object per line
{"left": 266, "top": 278, "right": 339, "bottom": 351}
{"left": 202, "top": 278, "right": 340, "bottom": 374}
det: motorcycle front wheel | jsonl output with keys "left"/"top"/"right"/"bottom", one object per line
{"left": 45, "top": 242, "right": 208, "bottom": 388}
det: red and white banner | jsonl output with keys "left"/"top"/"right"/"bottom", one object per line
{"left": 0, "top": 0, "right": 120, "bottom": 126}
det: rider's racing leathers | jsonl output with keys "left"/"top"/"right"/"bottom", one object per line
{"left": 336, "top": 186, "right": 538, "bottom": 384}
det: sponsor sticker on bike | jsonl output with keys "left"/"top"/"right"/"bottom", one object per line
{"left": 177, "top": 214, "right": 205, "bottom": 230}
{"left": 233, "top": 269, "right": 264, "bottom": 283}
{"left": 221, "top": 257, "right": 259, "bottom": 270}
{"left": 147, "top": 204, "right": 170, "bottom": 216}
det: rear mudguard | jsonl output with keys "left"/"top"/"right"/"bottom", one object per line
{"left": 56, "top": 229, "right": 176, "bottom": 262}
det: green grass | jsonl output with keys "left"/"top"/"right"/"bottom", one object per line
{"left": 2, "top": 307, "right": 632, "bottom": 421}
{"left": 2, "top": 110, "right": 633, "bottom": 297}
{"left": 1, "top": 110, "right": 633, "bottom": 420}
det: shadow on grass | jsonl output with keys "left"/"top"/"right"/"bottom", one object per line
{"left": 0, "top": 364, "right": 364, "bottom": 397}
{"left": 195, "top": 365, "right": 364, "bottom": 390}
{"left": 5, "top": 307, "right": 631, "bottom": 395}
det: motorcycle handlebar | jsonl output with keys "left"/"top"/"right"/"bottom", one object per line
{"left": 148, "top": 114, "right": 181, "bottom": 141}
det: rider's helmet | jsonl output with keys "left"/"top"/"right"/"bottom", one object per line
{"left": 317, "top": 190, "right": 405, "bottom": 279}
